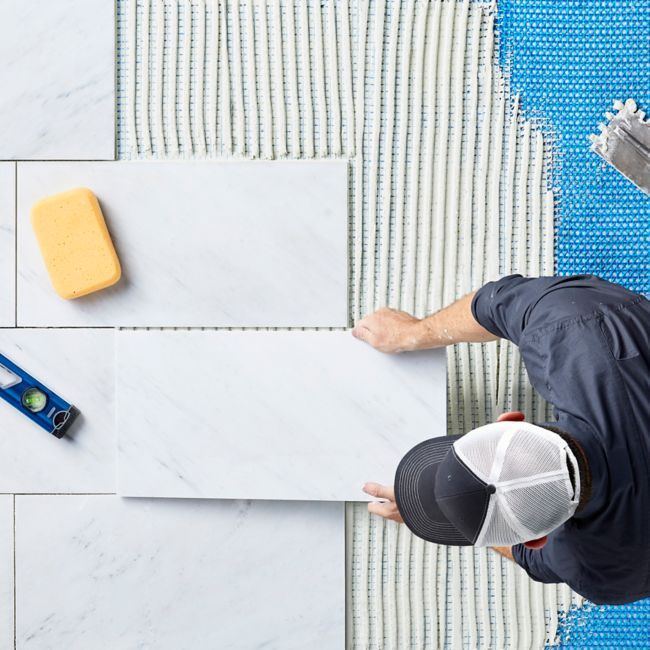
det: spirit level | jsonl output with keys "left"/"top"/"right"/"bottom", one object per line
{"left": 0, "top": 353, "right": 79, "bottom": 438}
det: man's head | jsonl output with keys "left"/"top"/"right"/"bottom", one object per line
{"left": 393, "top": 412, "right": 582, "bottom": 548}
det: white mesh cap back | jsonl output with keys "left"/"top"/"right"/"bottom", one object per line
{"left": 454, "top": 421, "right": 581, "bottom": 547}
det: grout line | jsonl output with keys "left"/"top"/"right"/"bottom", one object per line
{"left": 428, "top": 0, "right": 451, "bottom": 313}
{"left": 364, "top": 0, "right": 385, "bottom": 313}
{"left": 384, "top": 521, "right": 397, "bottom": 648}
{"left": 127, "top": 0, "right": 138, "bottom": 155}
{"left": 141, "top": 0, "right": 153, "bottom": 154}
{"left": 1, "top": 325, "right": 349, "bottom": 331}
{"left": 351, "top": 0, "right": 369, "bottom": 320}
{"left": 208, "top": 0, "right": 219, "bottom": 153}
{"left": 1, "top": 326, "right": 116, "bottom": 331}
{"left": 271, "top": 0, "right": 286, "bottom": 157}
{"left": 344, "top": 500, "right": 353, "bottom": 650}
{"left": 327, "top": 0, "right": 341, "bottom": 157}
{"left": 230, "top": 0, "right": 245, "bottom": 155}
{"left": 1, "top": 493, "right": 117, "bottom": 496}
{"left": 299, "top": 1, "right": 314, "bottom": 158}
{"left": 181, "top": 0, "right": 193, "bottom": 155}
{"left": 391, "top": 0, "right": 414, "bottom": 312}
{"left": 220, "top": 0, "right": 232, "bottom": 154}
{"left": 167, "top": 0, "right": 180, "bottom": 156}
{"left": 396, "top": 526, "right": 411, "bottom": 648}
{"left": 12, "top": 494, "right": 16, "bottom": 650}
{"left": 113, "top": 0, "right": 118, "bottom": 161}
{"left": 442, "top": 0, "right": 468, "bottom": 309}
{"left": 245, "top": 0, "right": 259, "bottom": 158}
{"left": 14, "top": 162, "right": 17, "bottom": 328}
{"left": 311, "top": 0, "right": 327, "bottom": 158}
{"left": 416, "top": 1, "right": 442, "bottom": 316}
{"left": 340, "top": 0, "right": 354, "bottom": 158}
{"left": 375, "top": 0, "right": 399, "bottom": 308}
{"left": 1, "top": 159, "right": 125, "bottom": 163}
{"left": 154, "top": 0, "right": 165, "bottom": 155}
{"left": 402, "top": 0, "right": 428, "bottom": 315}
{"left": 285, "top": 0, "right": 300, "bottom": 157}
{"left": 257, "top": 0, "right": 273, "bottom": 159}
{"left": 194, "top": 0, "right": 207, "bottom": 156}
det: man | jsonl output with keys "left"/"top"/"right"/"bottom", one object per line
{"left": 352, "top": 274, "right": 649, "bottom": 605}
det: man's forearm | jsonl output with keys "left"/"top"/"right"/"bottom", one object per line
{"left": 491, "top": 546, "right": 515, "bottom": 562}
{"left": 352, "top": 289, "right": 500, "bottom": 353}
{"left": 413, "top": 291, "right": 499, "bottom": 350}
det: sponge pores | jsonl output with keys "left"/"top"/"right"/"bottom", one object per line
{"left": 31, "top": 188, "right": 121, "bottom": 300}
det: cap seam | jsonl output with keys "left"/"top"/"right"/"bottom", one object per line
{"left": 497, "top": 470, "right": 568, "bottom": 490}
{"left": 497, "top": 491, "right": 539, "bottom": 542}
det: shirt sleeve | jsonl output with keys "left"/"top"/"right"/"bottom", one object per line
{"left": 512, "top": 543, "right": 563, "bottom": 584}
{"left": 471, "top": 275, "right": 561, "bottom": 345}
{"left": 471, "top": 273, "right": 641, "bottom": 345}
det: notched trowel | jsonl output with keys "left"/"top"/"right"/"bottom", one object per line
{"left": 590, "top": 98, "right": 650, "bottom": 195}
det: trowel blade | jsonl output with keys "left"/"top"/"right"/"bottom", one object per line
{"left": 591, "top": 99, "right": 650, "bottom": 195}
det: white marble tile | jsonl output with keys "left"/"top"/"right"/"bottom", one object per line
{"left": 15, "top": 496, "right": 344, "bottom": 650}
{"left": 0, "top": 163, "right": 14, "bottom": 326}
{"left": 117, "top": 330, "right": 446, "bottom": 501}
{"left": 0, "top": 496, "right": 13, "bottom": 650}
{"left": 0, "top": 0, "right": 114, "bottom": 160}
{"left": 0, "top": 329, "right": 115, "bottom": 493}
{"left": 17, "top": 160, "right": 349, "bottom": 327}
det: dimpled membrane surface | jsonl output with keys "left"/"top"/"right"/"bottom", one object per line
{"left": 498, "top": 0, "right": 649, "bottom": 296}
{"left": 554, "top": 600, "right": 650, "bottom": 649}
{"left": 498, "top": 1, "right": 650, "bottom": 646}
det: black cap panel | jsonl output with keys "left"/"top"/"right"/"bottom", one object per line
{"left": 434, "top": 448, "right": 491, "bottom": 544}
{"left": 394, "top": 435, "right": 472, "bottom": 546}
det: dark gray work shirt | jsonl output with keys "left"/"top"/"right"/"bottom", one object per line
{"left": 471, "top": 274, "right": 650, "bottom": 605}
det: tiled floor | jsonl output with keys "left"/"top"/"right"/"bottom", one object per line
{"left": 0, "top": 0, "right": 480, "bottom": 647}
{"left": 15, "top": 497, "right": 344, "bottom": 649}
{"left": 0, "top": 163, "right": 15, "bottom": 327}
{"left": 0, "top": 497, "right": 12, "bottom": 650}
{"left": 17, "top": 160, "right": 349, "bottom": 328}
{"left": 117, "top": 330, "right": 446, "bottom": 500}
{"left": 0, "top": 0, "right": 114, "bottom": 160}
{"left": 0, "top": 329, "right": 115, "bottom": 493}
{"left": 0, "top": 1, "right": 357, "bottom": 644}
{"left": 6, "top": 155, "right": 357, "bottom": 646}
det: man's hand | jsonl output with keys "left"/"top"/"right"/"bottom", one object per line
{"left": 363, "top": 482, "right": 404, "bottom": 523}
{"left": 352, "top": 308, "right": 423, "bottom": 353}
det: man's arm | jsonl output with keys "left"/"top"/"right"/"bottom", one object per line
{"left": 352, "top": 291, "right": 499, "bottom": 353}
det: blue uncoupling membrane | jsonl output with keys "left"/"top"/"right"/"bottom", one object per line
{"left": 496, "top": 1, "right": 650, "bottom": 647}
{"left": 497, "top": 0, "right": 649, "bottom": 296}
{"left": 554, "top": 600, "right": 650, "bottom": 649}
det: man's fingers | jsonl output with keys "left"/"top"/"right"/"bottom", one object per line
{"left": 367, "top": 501, "right": 400, "bottom": 521}
{"left": 496, "top": 411, "right": 526, "bottom": 422}
{"left": 351, "top": 325, "right": 373, "bottom": 343}
{"left": 367, "top": 501, "right": 404, "bottom": 523}
{"left": 367, "top": 501, "right": 392, "bottom": 517}
{"left": 363, "top": 482, "right": 395, "bottom": 501}
{"left": 364, "top": 483, "right": 403, "bottom": 523}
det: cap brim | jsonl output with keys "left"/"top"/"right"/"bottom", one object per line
{"left": 394, "top": 434, "right": 473, "bottom": 546}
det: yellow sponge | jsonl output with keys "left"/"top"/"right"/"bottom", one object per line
{"left": 31, "top": 188, "right": 121, "bottom": 300}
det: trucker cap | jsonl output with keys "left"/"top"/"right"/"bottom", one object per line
{"left": 394, "top": 421, "right": 581, "bottom": 547}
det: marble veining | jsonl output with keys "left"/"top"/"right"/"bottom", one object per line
{"left": 15, "top": 496, "right": 344, "bottom": 650}
{"left": 0, "top": 329, "right": 115, "bottom": 493}
{"left": 0, "top": 496, "right": 12, "bottom": 650}
{"left": 0, "top": 0, "right": 114, "bottom": 159}
{"left": 0, "top": 163, "right": 14, "bottom": 326}
{"left": 117, "top": 330, "right": 447, "bottom": 501}
{"left": 17, "top": 160, "right": 349, "bottom": 327}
